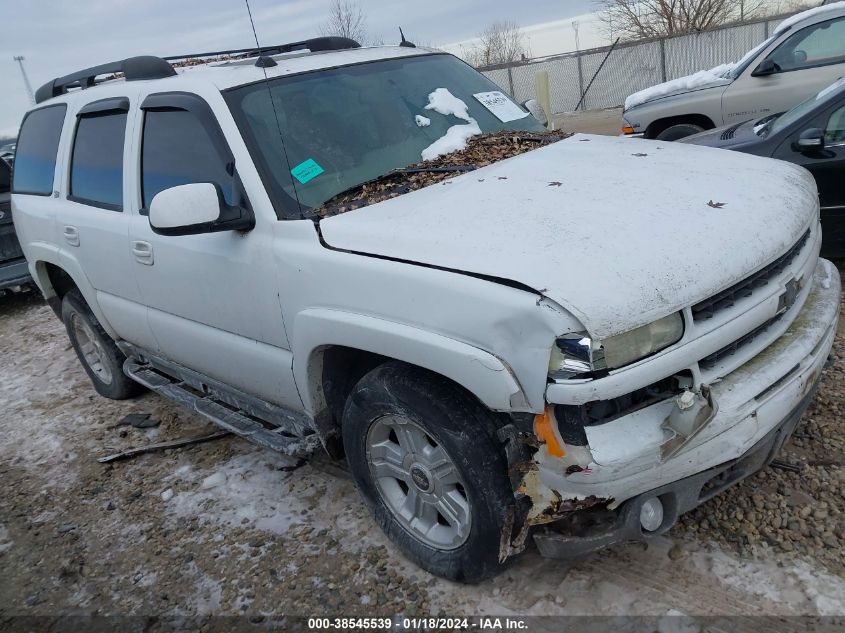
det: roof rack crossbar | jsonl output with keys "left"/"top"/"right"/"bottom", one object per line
{"left": 35, "top": 56, "right": 176, "bottom": 104}
{"left": 163, "top": 36, "right": 360, "bottom": 63}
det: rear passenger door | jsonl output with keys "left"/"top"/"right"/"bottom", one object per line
{"left": 58, "top": 94, "right": 157, "bottom": 350}
{"left": 127, "top": 91, "right": 300, "bottom": 410}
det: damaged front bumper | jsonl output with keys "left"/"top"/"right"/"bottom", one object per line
{"left": 501, "top": 259, "right": 840, "bottom": 560}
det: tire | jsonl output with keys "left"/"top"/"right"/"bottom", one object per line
{"left": 655, "top": 123, "right": 705, "bottom": 141}
{"left": 61, "top": 289, "right": 145, "bottom": 400}
{"left": 342, "top": 361, "right": 515, "bottom": 583}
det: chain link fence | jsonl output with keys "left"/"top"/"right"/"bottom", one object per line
{"left": 479, "top": 13, "right": 794, "bottom": 114}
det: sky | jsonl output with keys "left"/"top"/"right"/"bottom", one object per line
{"left": 0, "top": 0, "right": 601, "bottom": 137}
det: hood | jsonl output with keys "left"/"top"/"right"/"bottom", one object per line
{"left": 624, "top": 67, "right": 733, "bottom": 111}
{"left": 319, "top": 134, "right": 817, "bottom": 339}
{"left": 679, "top": 118, "right": 763, "bottom": 150}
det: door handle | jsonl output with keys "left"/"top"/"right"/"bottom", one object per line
{"left": 131, "top": 240, "right": 154, "bottom": 265}
{"left": 63, "top": 226, "right": 80, "bottom": 247}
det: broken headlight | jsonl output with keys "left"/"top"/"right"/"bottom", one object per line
{"left": 549, "top": 313, "right": 684, "bottom": 378}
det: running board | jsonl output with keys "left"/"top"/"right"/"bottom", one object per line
{"left": 124, "top": 359, "right": 321, "bottom": 456}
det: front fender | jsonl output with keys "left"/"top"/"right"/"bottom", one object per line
{"left": 293, "top": 308, "right": 528, "bottom": 415}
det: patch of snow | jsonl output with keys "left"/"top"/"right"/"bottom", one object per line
{"left": 415, "top": 115, "right": 431, "bottom": 127}
{"left": 160, "top": 488, "right": 174, "bottom": 502}
{"left": 0, "top": 526, "right": 12, "bottom": 553}
{"left": 692, "top": 549, "right": 845, "bottom": 615}
{"left": 775, "top": 2, "right": 845, "bottom": 35}
{"left": 421, "top": 87, "right": 482, "bottom": 160}
{"left": 163, "top": 451, "right": 322, "bottom": 536}
{"left": 625, "top": 64, "right": 734, "bottom": 110}
{"left": 201, "top": 472, "right": 227, "bottom": 489}
{"left": 421, "top": 120, "right": 482, "bottom": 161}
{"left": 424, "top": 87, "right": 473, "bottom": 122}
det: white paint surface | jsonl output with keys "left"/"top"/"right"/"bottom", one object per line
{"left": 149, "top": 183, "right": 220, "bottom": 230}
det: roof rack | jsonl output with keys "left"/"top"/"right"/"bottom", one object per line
{"left": 33, "top": 37, "right": 361, "bottom": 105}
{"left": 35, "top": 56, "right": 176, "bottom": 104}
{"left": 163, "top": 36, "right": 361, "bottom": 64}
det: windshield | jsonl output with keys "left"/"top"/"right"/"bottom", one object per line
{"left": 768, "top": 76, "right": 845, "bottom": 136}
{"left": 226, "top": 53, "right": 544, "bottom": 219}
{"left": 728, "top": 36, "right": 777, "bottom": 79}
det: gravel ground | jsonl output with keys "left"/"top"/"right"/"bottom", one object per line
{"left": 1, "top": 277, "right": 844, "bottom": 625}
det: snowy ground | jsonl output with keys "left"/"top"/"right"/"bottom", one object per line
{"left": 1, "top": 285, "right": 844, "bottom": 626}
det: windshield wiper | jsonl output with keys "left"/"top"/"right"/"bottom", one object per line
{"left": 314, "top": 164, "right": 477, "bottom": 212}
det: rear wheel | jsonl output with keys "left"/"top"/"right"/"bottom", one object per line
{"left": 342, "top": 362, "right": 515, "bottom": 583}
{"left": 62, "top": 290, "right": 145, "bottom": 400}
{"left": 655, "top": 123, "right": 705, "bottom": 141}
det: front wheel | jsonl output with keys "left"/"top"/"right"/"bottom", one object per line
{"left": 655, "top": 123, "right": 705, "bottom": 141}
{"left": 342, "top": 362, "right": 516, "bottom": 583}
{"left": 62, "top": 290, "right": 145, "bottom": 400}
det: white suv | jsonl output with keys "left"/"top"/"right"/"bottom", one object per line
{"left": 12, "top": 37, "right": 840, "bottom": 582}
{"left": 623, "top": 2, "right": 845, "bottom": 140}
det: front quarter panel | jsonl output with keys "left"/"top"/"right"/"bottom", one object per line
{"left": 273, "top": 221, "right": 580, "bottom": 415}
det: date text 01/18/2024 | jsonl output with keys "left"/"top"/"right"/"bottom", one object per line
{"left": 307, "top": 617, "right": 529, "bottom": 630}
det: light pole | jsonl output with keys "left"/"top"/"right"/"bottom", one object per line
{"left": 14, "top": 56, "right": 35, "bottom": 105}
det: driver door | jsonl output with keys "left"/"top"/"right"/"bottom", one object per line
{"left": 127, "top": 91, "right": 301, "bottom": 410}
{"left": 722, "top": 15, "right": 845, "bottom": 125}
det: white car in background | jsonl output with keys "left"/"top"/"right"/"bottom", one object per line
{"left": 622, "top": 2, "right": 845, "bottom": 140}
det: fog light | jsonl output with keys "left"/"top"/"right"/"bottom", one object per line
{"left": 639, "top": 497, "right": 664, "bottom": 532}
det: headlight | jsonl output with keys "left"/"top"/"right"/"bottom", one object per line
{"left": 549, "top": 313, "right": 684, "bottom": 378}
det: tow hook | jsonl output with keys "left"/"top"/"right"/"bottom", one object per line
{"left": 661, "top": 385, "right": 716, "bottom": 460}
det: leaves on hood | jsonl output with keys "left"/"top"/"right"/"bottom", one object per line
{"left": 315, "top": 130, "right": 572, "bottom": 217}
{"left": 707, "top": 200, "right": 727, "bottom": 208}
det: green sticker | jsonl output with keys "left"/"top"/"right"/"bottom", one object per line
{"left": 291, "top": 158, "right": 324, "bottom": 184}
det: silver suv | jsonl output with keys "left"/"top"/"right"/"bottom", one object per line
{"left": 11, "top": 37, "right": 840, "bottom": 582}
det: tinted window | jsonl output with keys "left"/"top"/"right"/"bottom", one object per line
{"left": 12, "top": 104, "right": 66, "bottom": 195}
{"left": 70, "top": 111, "right": 127, "bottom": 209}
{"left": 770, "top": 16, "right": 845, "bottom": 72}
{"left": 141, "top": 109, "right": 233, "bottom": 208}
{"left": 827, "top": 105, "right": 845, "bottom": 145}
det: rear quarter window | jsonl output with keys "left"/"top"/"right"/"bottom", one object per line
{"left": 12, "top": 104, "right": 67, "bottom": 195}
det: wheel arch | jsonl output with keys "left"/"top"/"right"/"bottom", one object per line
{"left": 293, "top": 309, "right": 531, "bottom": 450}
{"left": 646, "top": 113, "right": 716, "bottom": 139}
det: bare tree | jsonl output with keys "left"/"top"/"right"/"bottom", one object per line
{"left": 320, "top": 0, "right": 369, "bottom": 44}
{"left": 466, "top": 21, "right": 527, "bottom": 67}
{"left": 597, "top": 0, "right": 770, "bottom": 40}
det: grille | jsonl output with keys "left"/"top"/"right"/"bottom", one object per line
{"left": 699, "top": 313, "right": 783, "bottom": 370}
{"left": 692, "top": 229, "right": 810, "bottom": 322}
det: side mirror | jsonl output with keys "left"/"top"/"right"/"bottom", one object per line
{"left": 751, "top": 58, "right": 780, "bottom": 77}
{"left": 794, "top": 128, "right": 825, "bottom": 152}
{"left": 522, "top": 99, "right": 548, "bottom": 127}
{"left": 149, "top": 182, "right": 254, "bottom": 236}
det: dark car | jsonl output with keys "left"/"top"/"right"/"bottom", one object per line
{"left": 0, "top": 158, "right": 32, "bottom": 291}
{"left": 681, "top": 77, "right": 845, "bottom": 257}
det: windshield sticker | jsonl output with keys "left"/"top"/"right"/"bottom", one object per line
{"left": 472, "top": 91, "right": 529, "bottom": 123}
{"left": 291, "top": 158, "right": 324, "bottom": 184}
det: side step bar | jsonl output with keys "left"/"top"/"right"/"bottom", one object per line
{"left": 124, "top": 359, "right": 321, "bottom": 456}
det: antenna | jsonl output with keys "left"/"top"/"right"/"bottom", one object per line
{"left": 398, "top": 27, "right": 416, "bottom": 48}
{"left": 242, "top": 0, "right": 303, "bottom": 216}
{"left": 14, "top": 56, "right": 35, "bottom": 105}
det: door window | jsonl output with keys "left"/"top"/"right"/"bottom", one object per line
{"left": 69, "top": 111, "right": 127, "bottom": 210}
{"left": 826, "top": 105, "right": 845, "bottom": 145}
{"left": 768, "top": 16, "right": 845, "bottom": 72}
{"left": 11, "top": 104, "right": 67, "bottom": 195}
{"left": 141, "top": 109, "right": 234, "bottom": 209}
